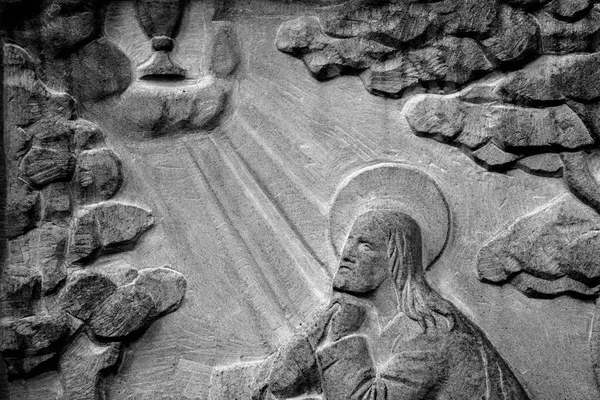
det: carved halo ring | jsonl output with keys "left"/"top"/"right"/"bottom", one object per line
{"left": 328, "top": 162, "right": 451, "bottom": 268}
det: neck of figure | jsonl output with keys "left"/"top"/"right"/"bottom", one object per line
{"left": 365, "top": 277, "right": 399, "bottom": 331}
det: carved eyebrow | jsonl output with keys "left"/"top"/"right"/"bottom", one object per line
{"left": 356, "top": 236, "right": 375, "bottom": 245}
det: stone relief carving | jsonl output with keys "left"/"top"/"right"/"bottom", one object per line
{"left": 135, "top": 0, "right": 188, "bottom": 78}
{"left": 251, "top": 210, "right": 527, "bottom": 400}
{"left": 275, "top": 0, "right": 599, "bottom": 97}
{"left": 276, "top": 0, "right": 600, "bottom": 215}
{"left": 4, "top": 0, "right": 600, "bottom": 399}
{"left": 104, "top": 6, "right": 239, "bottom": 137}
{"left": 275, "top": 1, "right": 600, "bottom": 397}
{"left": 1, "top": 0, "right": 132, "bottom": 102}
{"left": 209, "top": 164, "right": 529, "bottom": 400}
{"left": 2, "top": 32, "right": 186, "bottom": 400}
{"left": 274, "top": 0, "right": 600, "bottom": 309}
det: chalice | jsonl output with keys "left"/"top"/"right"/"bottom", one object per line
{"left": 135, "top": 0, "right": 187, "bottom": 79}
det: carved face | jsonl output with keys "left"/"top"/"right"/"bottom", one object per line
{"left": 333, "top": 212, "right": 390, "bottom": 293}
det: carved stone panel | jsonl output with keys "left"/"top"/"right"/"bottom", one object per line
{"left": 3, "top": 1, "right": 600, "bottom": 399}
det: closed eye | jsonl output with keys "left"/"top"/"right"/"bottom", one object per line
{"left": 359, "top": 242, "right": 374, "bottom": 251}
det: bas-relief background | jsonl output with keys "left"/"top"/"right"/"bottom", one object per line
{"left": 3, "top": 0, "right": 600, "bottom": 399}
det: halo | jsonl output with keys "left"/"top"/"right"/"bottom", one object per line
{"left": 328, "top": 162, "right": 451, "bottom": 268}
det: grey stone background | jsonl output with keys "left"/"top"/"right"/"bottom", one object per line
{"left": 3, "top": 0, "right": 600, "bottom": 399}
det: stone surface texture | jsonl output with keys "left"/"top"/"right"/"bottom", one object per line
{"left": 2, "top": 24, "right": 187, "bottom": 398}
{"left": 4, "top": 1, "right": 600, "bottom": 400}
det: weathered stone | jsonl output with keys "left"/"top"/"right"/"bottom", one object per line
{"left": 0, "top": 265, "right": 41, "bottom": 318}
{"left": 0, "top": 313, "right": 69, "bottom": 356}
{"left": 72, "top": 148, "right": 123, "bottom": 205}
{"left": 567, "top": 100, "right": 600, "bottom": 140}
{"left": 91, "top": 261, "right": 139, "bottom": 287}
{"left": 458, "top": 84, "right": 503, "bottom": 104}
{"left": 67, "top": 208, "right": 101, "bottom": 264}
{"left": 298, "top": 36, "right": 395, "bottom": 80}
{"left": 36, "top": 223, "right": 68, "bottom": 294}
{"left": 268, "top": 335, "right": 319, "bottom": 398}
{"left": 58, "top": 271, "right": 118, "bottom": 321}
{"left": 278, "top": 3, "right": 498, "bottom": 94}
{"left": 477, "top": 193, "right": 600, "bottom": 297}
{"left": 211, "top": 360, "right": 272, "bottom": 400}
{"left": 517, "top": 153, "right": 563, "bottom": 176}
{"left": 6, "top": 371, "right": 61, "bottom": 400}
{"left": 319, "top": 2, "right": 434, "bottom": 45}
{"left": 537, "top": 8, "right": 600, "bottom": 54}
{"left": 328, "top": 301, "right": 366, "bottom": 342}
{"left": 360, "top": 53, "right": 420, "bottom": 97}
{"left": 7, "top": 223, "right": 67, "bottom": 299}
{"left": 134, "top": 267, "right": 187, "bottom": 318}
{"left": 8, "top": 230, "right": 35, "bottom": 267}
{"left": 88, "top": 284, "right": 156, "bottom": 339}
{"left": 59, "top": 333, "right": 120, "bottom": 400}
{"left": 93, "top": 202, "right": 154, "bottom": 250}
{"left": 497, "top": 53, "right": 600, "bottom": 105}
{"left": 544, "top": 0, "right": 592, "bottom": 20}
{"left": 443, "top": 0, "right": 498, "bottom": 37}
{"left": 471, "top": 142, "right": 522, "bottom": 170}
{"left": 5, "top": 353, "right": 57, "bottom": 378}
{"left": 404, "top": 94, "right": 594, "bottom": 152}
{"left": 511, "top": 271, "right": 600, "bottom": 297}
{"left": 435, "top": 37, "right": 494, "bottom": 86}
{"left": 118, "top": 80, "right": 227, "bottom": 136}
{"left": 404, "top": 95, "right": 465, "bottom": 140}
{"left": 209, "top": 22, "right": 239, "bottom": 78}
{"left": 461, "top": 103, "right": 593, "bottom": 150}
{"left": 66, "top": 119, "right": 105, "bottom": 152}
{"left": 28, "top": 118, "right": 72, "bottom": 151}
{"left": 47, "top": 38, "right": 133, "bottom": 102}
{"left": 481, "top": 5, "right": 539, "bottom": 66}
{"left": 9, "top": 2, "right": 600, "bottom": 399}
{"left": 301, "top": 49, "right": 344, "bottom": 80}
{"left": 7, "top": 125, "right": 32, "bottom": 165}
{"left": 67, "top": 202, "right": 154, "bottom": 264}
{"left": 4, "top": 44, "right": 75, "bottom": 126}
{"left": 562, "top": 151, "right": 600, "bottom": 214}
{"left": 361, "top": 37, "right": 493, "bottom": 97}
{"left": 21, "top": 146, "right": 75, "bottom": 186}
{"left": 7, "top": 181, "right": 40, "bottom": 239}
{"left": 505, "top": 0, "right": 552, "bottom": 8}
{"left": 40, "top": 182, "right": 71, "bottom": 222}
{"left": 40, "top": 4, "right": 98, "bottom": 55}
{"left": 275, "top": 16, "right": 322, "bottom": 54}
{"left": 316, "top": 335, "right": 375, "bottom": 400}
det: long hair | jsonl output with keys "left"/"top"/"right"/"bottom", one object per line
{"left": 369, "top": 210, "right": 457, "bottom": 333}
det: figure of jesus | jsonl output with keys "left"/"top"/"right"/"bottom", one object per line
{"left": 252, "top": 210, "right": 530, "bottom": 400}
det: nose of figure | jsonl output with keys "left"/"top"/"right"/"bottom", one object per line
{"left": 340, "top": 240, "right": 358, "bottom": 264}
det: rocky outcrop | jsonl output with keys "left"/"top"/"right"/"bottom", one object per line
{"left": 117, "top": 80, "right": 227, "bottom": 136}
{"left": 276, "top": 0, "right": 600, "bottom": 98}
{"left": 59, "top": 267, "right": 186, "bottom": 339}
{"left": 59, "top": 333, "right": 121, "bottom": 400}
{"left": 67, "top": 202, "right": 154, "bottom": 264}
{"left": 477, "top": 194, "right": 600, "bottom": 297}
{"left": 3, "top": 43, "right": 187, "bottom": 398}
{"left": 276, "top": 0, "right": 600, "bottom": 102}
{"left": 404, "top": 92, "right": 594, "bottom": 171}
